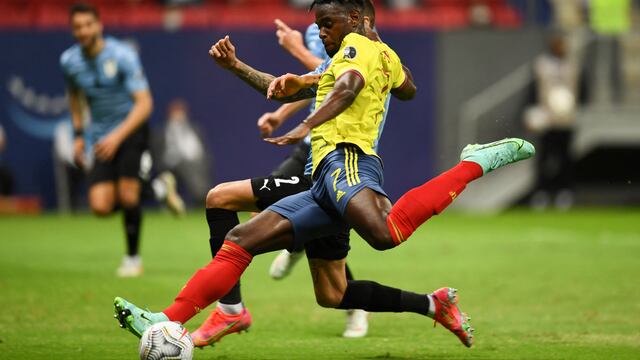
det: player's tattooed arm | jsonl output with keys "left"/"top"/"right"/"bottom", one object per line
{"left": 230, "top": 61, "right": 277, "bottom": 95}
{"left": 209, "top": 35, "right": 315, "bottom": 100}
{"left": 267, "top": 73, "right": 319, "bottom": 102}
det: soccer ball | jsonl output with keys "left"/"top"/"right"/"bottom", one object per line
{"left": 139, "top": 321, "right": 194, "bottom": 360}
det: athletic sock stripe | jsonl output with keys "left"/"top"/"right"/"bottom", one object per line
{"left": 389, "top": 219, "right": 405, "bottom": 244}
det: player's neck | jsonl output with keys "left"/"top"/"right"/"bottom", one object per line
{"left": 83, "top": 37, "right": 105, "bottom": 58}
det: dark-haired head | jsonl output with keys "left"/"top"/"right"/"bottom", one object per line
{"left": 69, "top": 3, "right": 99, "bottom": 20}
{"left": 311, "top": 0, "right": 364, "bottom": 57}
{"left": 310, "top": 0, "right": 364, "bottom": 12}
{"left": 69, "top": 3, "right": 103, "bottom": 51}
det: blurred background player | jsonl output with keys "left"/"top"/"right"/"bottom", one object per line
{"left": 60, "top": 3, "right": 184, "bottom": 277}
{"left": 156, "top": 99, "right": 211, "bottom": 206}
{"left": 525, "top": 33, "right": 585, "bottom": 210}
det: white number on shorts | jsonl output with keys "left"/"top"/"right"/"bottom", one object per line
{"left": 274, "top": 176, "right": 300, "bottom": 187}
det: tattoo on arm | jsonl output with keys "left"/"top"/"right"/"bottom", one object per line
{"left": 232, "top": 61, "right": 275, "bottom": 95}
{"left": 230, "top": 60, "right": 316, "bottom": 102}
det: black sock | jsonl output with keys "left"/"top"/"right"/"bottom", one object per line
{"left": 206, "top": 208, "right": 243, "bottom": 304}
{"left": 123, "top": 206, "right": 142, "bottom": 256}
{"left": 206, "top": 208, "right": 239, "bottom": 256}
{"left": 338, "top": 280, "right": 430, "bottom": 315}
{"left": 345, "top": 263, "right": 354, "bottom": 281}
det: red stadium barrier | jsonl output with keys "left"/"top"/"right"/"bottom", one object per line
{"left": 0, "top": 0, "right": 522, "bottom": 30}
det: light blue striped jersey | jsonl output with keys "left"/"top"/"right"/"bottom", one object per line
{"left": 60, "top": 37, "right": 149, "bottom": 144}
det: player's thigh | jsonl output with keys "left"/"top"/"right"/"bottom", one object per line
{"left": 308, "top": 257, "right": 347, "bottom": 308}
{"left": 88, "top": 181, "right": 117, "bottom": 215}
{"left": 206, "top": 179, "right": 259, "bottom": 212}
{"left": 263, "top": 190, "right": 346, "bottom": 254}
{"left": 226, "top": 209, "right": 295, "bottom": 256}
{"left": 114, "top": 126, "right": 147, "bottom": 203}
{"left": 251, "top": 174, "right": 312, "bottom": 210}
{"left": 344, "top": 188, "right": 395, "bottom": 250}
{"left": 116, "top": 177, "right": 141, "bottom": 208}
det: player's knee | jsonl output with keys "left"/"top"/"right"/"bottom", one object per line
{"left": 118, "top": 191, "right": 139, "bottom": 209}
{"left": 366, "top": 230, "right": 395, "bottom": 251}
{"left": 315, "top": 291, "right": 343, "bottom": 308}
{"left": 224, "top": 226, "right": 254, "bottom": 253}
{"left": 206, "top": 183, "right": 234, "bottom": 209}
{"left": 90, "top": 201, "right": 113, "bottom": 216}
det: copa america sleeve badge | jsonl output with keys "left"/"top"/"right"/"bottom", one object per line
{"left": 343, "top": 46, "right": 357, "bottom": 60}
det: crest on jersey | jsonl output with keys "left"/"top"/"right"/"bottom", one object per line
{"left": 103, "top": 59, "right": 118, "bottom": 78}
{"left": 343, "top": 46, "right": 357, "bottom": 60}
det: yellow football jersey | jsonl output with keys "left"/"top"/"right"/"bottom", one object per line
{"left": 311, "top": 32, "right": 406, "bottom": 174}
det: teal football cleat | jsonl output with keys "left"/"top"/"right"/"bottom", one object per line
{"left": 114, "top": 297, "right": 169, "bottom": 338}
{"left": 460, "top": 138, "right": 535, "bottom": 175}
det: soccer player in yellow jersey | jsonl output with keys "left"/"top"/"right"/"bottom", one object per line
{"left": 115, "top": 0, "right": 535, "bottom": 349}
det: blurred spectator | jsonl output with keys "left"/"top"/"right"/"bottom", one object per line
{"left": 588, "top": 0, "right": 632, "bottom": 104}
{"left": 550, "top": 0, "right": 586, "bottom": 30}
{"left": 53, "top": 121, "right": 86, "bottom": 212}
{"left": 159, "top": 99, "right": 210, "bottom": 204}
{"left": 383, "top": 0, "right": 419, "bottom": 10}
{"left": 160, "top": 0, "right": 202, "bottom": 5}
{"left": 0, "top": 124, "right": 15, "bottom": 195}
{"left": 525, "top": 34, "right": 584, "bottom": 210}
{"left": 469, "top": 1, "right": 493, "bottom": 27}
{"left": 288, "top": 0, "right": 313, "bottom": 9}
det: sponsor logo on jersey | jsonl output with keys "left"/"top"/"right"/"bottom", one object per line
{"left": 343, "top": 46, "right": 357, "bottom": 60}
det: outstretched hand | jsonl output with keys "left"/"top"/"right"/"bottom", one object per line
{"left": 257, "top": 112, "right": 282, "bottom": 138}
{"left": 209, "top": 35, "right": 238, "bottom": 69}
{"left": 264, "top": 122, "right": 310, "bottom": 146}
{"left": 274, "top": 19, "right": 304, "bottom": 53}
{"left": 267, "top": 73, "right": 306, "bottom": 99}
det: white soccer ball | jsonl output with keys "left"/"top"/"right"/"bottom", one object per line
{"left": 139, "top": 321, "right": 194, "bottom": 360}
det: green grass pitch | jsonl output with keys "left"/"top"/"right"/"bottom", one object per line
{"left": 1, "top": 209, "right": 639, "bottom": 359}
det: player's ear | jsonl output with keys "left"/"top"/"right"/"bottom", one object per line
{"left": 363, "top": 16, "right": 371, "bottom": 30}
{"left": 348, "top": 9, "right": 360, "bottom": 29}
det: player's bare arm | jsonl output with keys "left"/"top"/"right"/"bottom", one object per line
{"left": 265, "top": 71, "right": 364, "bottom": 145}
{"left": 274, "top": 19, "right": 323, "bottom": 71}
{"left": 209, "top": 36, "right": 316, "bottom": 102}
{"left": 67, "top": 87, "right": 87, "bottom": 168}
{"left": 257, "top": 99, "right": 312, "bottom": 138}
{"left": 267, "top": 73, "right": 321, "bottom": 100}
{"left": 95, "top": 89, "right": 152, "bottom": 161}
{"left": 390, "top": 65, "right": 417, "bottom": 101}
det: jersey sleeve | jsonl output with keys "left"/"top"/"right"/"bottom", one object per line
{"left": 305, "top": 24, "right": 328, "bottom": 61}
{"left": 59, "top": 52, "right": 78, "bottom": 92}
{"left": 330, "top": 35, "right": 370, "bottom": 84}
{"left": 120, "top": 48, "right": 149, "bottom": 94}
{"left": 390, "top": 51, "right": 407, "bottom": 89}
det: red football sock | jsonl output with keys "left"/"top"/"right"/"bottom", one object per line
{"left": 386, "top": 161, "right": 482, "bottom": 245}
{"left": 163, "top": 241, "right": 253, "bottom": 323}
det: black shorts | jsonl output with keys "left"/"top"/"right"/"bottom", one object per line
{"left": 249, "top": 145, "right": 350, "bottom": 260}
{"left": 87, "top": 124, "right": 150, "bottom": 186}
